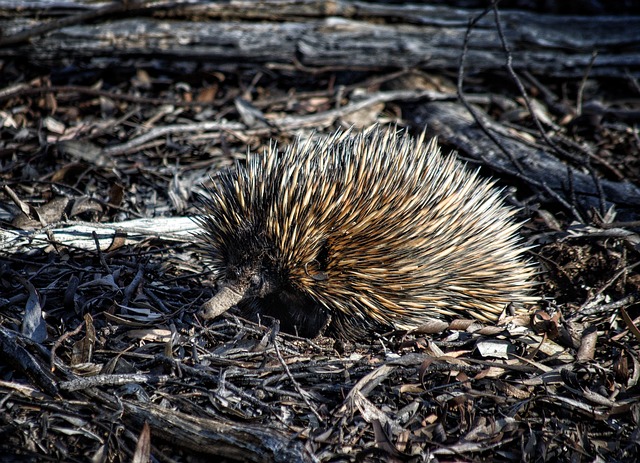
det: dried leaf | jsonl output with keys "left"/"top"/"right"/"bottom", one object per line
{"left": 21, "top": 279, "right": 46, "bottom": 343}
{"left": 197, "top": 84, "right": 219, "bottom": 103}
{"left": 71, "top": 314, "right": 96, "bottom": 366}
{"left": 57, "top": 140, "right": 111, "bottom": 167}
{"left": 132, "top": 422, "right": 151, "bottom": 463}
{"left": 476, "top": 339, "right": 512, "bottom": 359}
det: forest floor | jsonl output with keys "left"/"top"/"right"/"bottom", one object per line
{"left": 1, "top": 5, "right": 640, "bottom": 463}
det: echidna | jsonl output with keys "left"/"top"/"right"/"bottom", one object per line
{"left": 196, "top": 126, "right": 537, "bottom": 339}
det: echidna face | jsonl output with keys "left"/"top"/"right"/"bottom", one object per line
{"left": 209, "top": 261, "right": 332, "bottom": 338}
{"left": 221, "top": 245, "right": 281, "bottom": 301}
{"left": 224, "top": 265, "right": 269, "bottom": 298}
{"left": 197, "top": 223, "right": 333, "bottom": 337}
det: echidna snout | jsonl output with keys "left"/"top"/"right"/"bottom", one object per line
{"left": 196, "top": 126, "right": 537, "bottom": 339}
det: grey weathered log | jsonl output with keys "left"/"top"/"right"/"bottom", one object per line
{"left": 412, "top": 101, "right": 640, "bottom": 215}
{"left": 117, "top": 397, "right": 315, "bottom": 463}
{"left": 0, "top": 217, "right": 198, "bottom": 253}
{"left": 1, "top": 0, "right": 639, "bottom": 77}
{"left": 74, "top": 388, "right": 314, "bottom": 463}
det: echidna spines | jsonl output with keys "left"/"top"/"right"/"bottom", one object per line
{"left": 196, "top": 126, "right": 537, "bottom": 339}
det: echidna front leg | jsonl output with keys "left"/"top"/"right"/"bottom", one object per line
{"left": 240, "top": 289, "right": 332, "bottom": 338}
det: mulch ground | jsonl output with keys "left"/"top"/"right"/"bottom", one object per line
{"left": 1, "top": 28, "right": 640, "bottom": 463}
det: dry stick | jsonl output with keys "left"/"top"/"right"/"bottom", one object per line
{"left": 520, "top": 71, "right": 569, "bottom": 116}
{"left": 271, "top": 328, "right": 324, "bottom": 424}
{"left": 580, "top": 261, "right": 640, "bottom": 311}
{"left": 576, "top": 51, "right": 599, "bottom": 116}
{"left": 59, "top": 373, "right": 172, "bottom": 392}
{"left": 0, "top": 69, "right": 409, "bottom": 122}
{"left": 491, "top": 4, "right": 587, "bottom": 168}
{"left": 50, "top": 320, "right": 85, "bottom": 372}
{"left": 2, "top": 218, "right": 197, "bottom": 254}
{"left": 578, "top": 52, "right": 608, "bottom": 217}
{"left": 546, "top": 129, "right": 624, "bottom": 181}
{"left": 567, "top": 166, "right": 578, "bottom": 216}
{"left": 589, "top": 167, "right": 608, "bottom": 218}
{"left": 92, "top": 231, "right": 111, "bottom": 272}
{"left": 521, "top": 71, "right": 625, "bottom": 181}
{"left": 102, "top": 89, "right": 456, "bottom": 155}
{"left": 103, "top": 121, "right": 246, "bottom": 156}
{"left": 253, "top": 68, "right": 410, "bottom": 109}
{"left": 578, "top": 294, "right": 638, "bottom": 317}
{"left": 457, "top": 5, "right": 584, "bottom": 222}
{"left": 0, "top": 1, "right": 149, "bottom": 47}
{"left": 625, "top": 69, "right": 640, "bottom": 95}
{"left": 0, "top": 84, "right": 202, "bottom": 106}
{"left": 491, "top": 3, "right": 607, "bottom": 218}
{"left": 272, "top": 88, "right": 456, "bottom": 129}
{"left": 599, "top": 220, "right": 640, "bottom": 229}
{"left": 456, "top": 5, "right": 525, "bottom": 175}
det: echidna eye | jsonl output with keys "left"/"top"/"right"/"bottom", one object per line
{"left": 249, "top": 274, "right": 261, "bottom": 289}
{"left": 227, "top": 267, "right": 239, "bottom": 281}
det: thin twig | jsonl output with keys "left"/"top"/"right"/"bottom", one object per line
{"left": 457, "top": 4, "right": 586, "bottom": 221}
{"left": 50, "top": 321, "right": 85, "bottom": 372}
{"left": 457, "top": 5, "right": 525, "bottom": 175}
{"left": 577, "top": 51, "right": 599, "bottom": 116}
{"left": 492, "top": 3, "right": 605, "bottom": 218}
{"left": 271, "top": 323, "right": 324, "bottom": 424}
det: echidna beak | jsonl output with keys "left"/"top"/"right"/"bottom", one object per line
{"left": 199, "top": 284, "right": 244, "bottom": 320}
